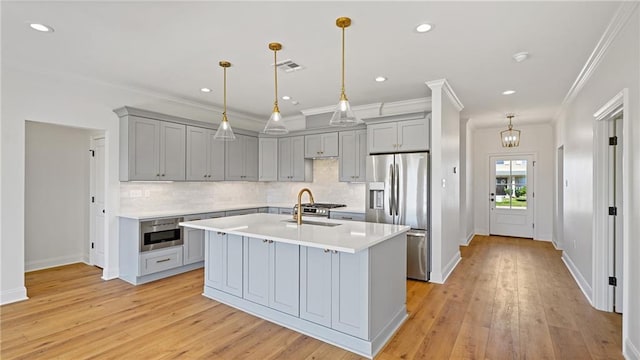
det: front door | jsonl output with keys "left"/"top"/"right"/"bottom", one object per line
{"left": 489, "top": 155, "right": 534, "bottom": 238}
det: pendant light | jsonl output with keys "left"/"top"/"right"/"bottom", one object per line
{"left": 263, "top": 42, "right": 289, "bottom": 135}
{"left": 214, "top": 61, "right": 236, "bottom": 141}
{"left": 330, "top": 17, "right": 361, "bottom": 127}
{"left": 500, "top": 114, "right": 521, "bottom": 147}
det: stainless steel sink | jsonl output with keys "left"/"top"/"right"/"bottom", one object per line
{"left": 282, "top": 219, "right": 342, "bottom": 227}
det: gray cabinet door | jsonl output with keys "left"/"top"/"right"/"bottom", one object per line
{"left": 305, "top": 133, "right": 338, "bottom": 158}
{"left": 205, "top": 231, "right": 224, "bottom": 290}
{"left": 209, "top": 131, "right": 226, "bottom": 181}
{"left": 244, "top": 135, "right": 259, "bottom": 181}
{"left": 243, "top": 237, "right": 269, "bottom": 306}
{"left": 355, "top": 130, "right": 367, "bottom": 181}
{"left": 339, "top": 131, "right": 357, "bottom": 182}
{"left": 183, "top": 213, "right": 206, "bottom": 265}
{"left": 269, "top": 242, "right": 300, "bottom": 316}
{"left": 397, "top": 119, "right": 428, "bottom": 152}
{"left": 290, "top": 136, "right": 306, "bottom": 181}
{"left": 331, "top": 250, "right": 370, "bottom": 339}
{"left": 367, "top": 122, "right": 397, "bottom": 154}
{"left": 300, "top": 247, "right": 332, "bottom": 327}
{"left": 159, "top": 122, "right": 186, "bottom": 181}
{"left": 321, "top": 132, "right": 339, "bottom": 157}
{"left": 186, "top": 126, "right": 209, "bottom": 181}
{"left": 221, "top": 234, "right": 244, "bottom": 297}
{"left": 225, "top": 135, "right": 245, "bottom": 180}
{"left": 130, "top": 117, "right": 160, "bottom": 180}
{"left": 259, "top": 138, "right": 278, "bottom": 181}
{"left": 278, "top": 137, "right": 293, "bottom": 181}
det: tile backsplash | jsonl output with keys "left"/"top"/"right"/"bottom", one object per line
{"left": 120, "top": 159, "right": 365, "bottom": 213}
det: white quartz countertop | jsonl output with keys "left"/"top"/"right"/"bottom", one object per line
{"left": 329, "top": 206, "right": 365, "bottom": 214}
{"left": 118, "top": 203, "right": 295, "bottom": 220}
{"left": 180, "top": 213, "right": 409, "bottom": 253}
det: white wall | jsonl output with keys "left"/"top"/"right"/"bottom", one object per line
{"left": 554, "top": 5, "right": 639, "bottom": 358}
{"left": 426, "top": 79, "right": 462, "bottom": 284}
{"left": 471, "top": 123, "right": 554, "bottom": 241}
{"left": 25, "top": 122, "right": 92, "bottom": 271}
{"left": 460, "top": 118, "right": 474, "bottom": 245}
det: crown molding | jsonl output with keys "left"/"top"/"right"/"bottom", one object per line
{"left": 425, "top": 79, "right": 464, "bottom": 112}
{"left": 560, "top": 2, "right": 638, "bottom": 110}
{"left": 380, "top": 98, "right": 431, "bottom": 115}
{"left": 300, "top": 102, "right": 382, "bottom": 118}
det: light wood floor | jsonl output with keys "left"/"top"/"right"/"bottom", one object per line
{"left": 1, "top": 236, "right": 622, "bottom": 359}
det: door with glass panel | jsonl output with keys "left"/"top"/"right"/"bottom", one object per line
{"left": 489, "top": 155, "right": 534, "bottom": 238}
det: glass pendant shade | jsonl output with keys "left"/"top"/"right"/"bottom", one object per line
{"left": 214, "top": 61, "right": 236, "bottom": 141}
{"left": 500, "top": 115, "right": 520, "bottom": 147}
{"left": 214, "top": 114, "right": 236, "bottom": 141}
{"left": 263, "top": 42, "right": 289, "bottom": 135}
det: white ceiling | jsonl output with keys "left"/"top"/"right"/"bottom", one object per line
{"left": 2, "top": 1, "right": 620, "bottom": 128}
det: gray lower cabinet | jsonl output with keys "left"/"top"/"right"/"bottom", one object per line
{"left": 225, "top": 208, "right": 258, "bottom": 217}
{"left": 225, "top": 134, "right": 258, "bottom": 181}
{"left": 139, "top": 246, "right": 183, "bottom": 276}
{"left": 300, "top": 247, "right": 369, "bottom": 339}
{"left": 329, "top": 211, "right": 365, "bottom": 222}
{"left": 120, "top": 116, "right": 186, "bottom": 181}
{"left": 183, "top": 212, "right": 225, "bottom": 265}
{"left": 206, "top": 232, "right": 243, "bottom": 297}
{"left": 243, "top": 237, "right": 300, "bottom": 316}
{"left": 186, "top": 126, "right": 225, "bottom": 181}
{"left": 339, "top": 130, "right": 367, "bottom": 182}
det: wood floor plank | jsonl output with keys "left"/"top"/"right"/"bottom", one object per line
{"left": 1, "top": 236, "right": 624, "bottom": 360}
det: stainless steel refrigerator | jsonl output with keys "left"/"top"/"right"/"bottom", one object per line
{"left": 365, "top": 152, "right": 430, "bottom": 281}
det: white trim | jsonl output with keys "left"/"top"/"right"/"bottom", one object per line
{"left": 380, "top": 98, "right": 431, "bottom": 115}
{"left": 425, "top": 79, "right": 464, "bottom": 111}
{"left": 594, "top": 91, "right": 624, "bottom": 120}
{"left": 25, "top": 254, "right": 85, "bottom": 272}
{"left": 625, "top": 337, "right": 640, "bottom": 360}
{"left": 101, "top": 268, "right": 120, "bottom": 281}
{"left": 561, "top": 252, "right": 593, "bottom": 305}
{"left": 461, "top": 232, "right": 474, "bottom": 246}
{"left": 0, "top": 287, "right": 29, "bottom": 305}
{"left": 429, "top": 251, "right": 461, "bottom": 284}
{"left": 560, "top": 2, "right": 638, "bottom": 108}
{"left": 301, "top": 102, "right": 382, "bottom": 117}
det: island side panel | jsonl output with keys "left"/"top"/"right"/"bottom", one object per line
{"left": 369, "top": 233, "right": 408, "bottom": 347}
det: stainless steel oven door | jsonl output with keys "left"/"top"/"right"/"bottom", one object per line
{"left": 140, "top": 218, "right": 184, "bottom": 252}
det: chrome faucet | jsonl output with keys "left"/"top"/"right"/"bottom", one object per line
{"left": 295, "top": 188, "right": 315, "bottom": 225}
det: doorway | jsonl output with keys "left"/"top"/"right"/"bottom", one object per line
{"left": 489, "top": 155, "right": 534, "bottom": 238}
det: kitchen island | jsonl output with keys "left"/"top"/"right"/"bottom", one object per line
{"left": 180, "top": 213, "right": 409, "bottom": 359}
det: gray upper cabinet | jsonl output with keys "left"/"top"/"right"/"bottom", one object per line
{"left": 258, "top": 138, "right": 278, "bottom": 182}
{"left": 339, "top": 130, "right": 367, "bottom": 182}
{"left": 305, "top": 132, "right": 339, "bottom": 158}
{"left": 225, "top": 134, "right": 258, "bottom": 181}
{"left": 279, "top": 136, "right": 312, "bottom": 182}
{"left": 367, "top": 119, "right": 429, "bottom": 154}
{"left": 120, "top": 116, "right": 186, "bottom": 181}
{"left": 186, "top": 126, "right": 225, "bottom": 181}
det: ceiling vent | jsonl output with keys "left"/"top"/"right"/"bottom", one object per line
{"left": 275, "top": 59, "right": 304, "bottom": 73}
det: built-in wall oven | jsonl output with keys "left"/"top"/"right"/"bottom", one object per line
{"left": 140, "top": 217, "right": 183, "bottom": 252}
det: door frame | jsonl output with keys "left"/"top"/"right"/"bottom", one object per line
{"left": 555, "top": 145, "right": 564, "bottom": 250}
{"left": 592, "top": 89, "right": 629, "bottom": 313}
{"left": 89, "top": 135, "right": 106, "bottom": 267}
{"left": 487, "top": 152, "right": 537, "bottom": 238}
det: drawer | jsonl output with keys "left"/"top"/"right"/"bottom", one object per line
{"left": 329, "top": 212, "right": 365, "bottom": 221}
{"left": 139, "top": 247, "right": 183, "bottom": 276}
{"left": 278, "top": 208, "right": 294, "bottom": 215}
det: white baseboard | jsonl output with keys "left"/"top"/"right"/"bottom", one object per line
{"left": 1, "top": 287, "right": 28, "bottom": 305}
{"left": 460, "top": 232, "right": 475, "bottom": 246}
{"left": 25, "top": 254, "right": 85, "bottom": 272}
{"left": 430, "top": 250, "right": 461, "bottom": 284}
{"left": 102, "top": 267, "right": 120, "bottom": 281}
{"left": 561, "top": 252, "right": 593, "bottom": 305}
{"left": 625, "top": 337, "right": 640, "bottom": 360}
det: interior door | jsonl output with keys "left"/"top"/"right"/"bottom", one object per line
{"left": 91, "top": 137, "right": 105, "bottom": 268}
{"left": 489, "top": 155, "right": 534, "bottom": 238}
{"left": 609, "top": 115, "right": 623, "bottom": 313}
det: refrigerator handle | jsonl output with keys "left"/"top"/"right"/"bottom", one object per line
{"left": 395, "top": 163, "right": 400, "bottom": 215}
{"left": 389, "top": 164, "right": 394, "bottom": 216}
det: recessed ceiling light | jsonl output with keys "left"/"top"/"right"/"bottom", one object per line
{"left": 375, "top": 76, "right": 387, "bottom": 82}
{"left": 502, "top": 90, "right": 516, "bottom": 95}
{"left": 282, "top": 95, "right": 291, "bottom": 100}
{"left": 415, "top": 23, "right": 432, "bottom": 33}
{"left": 512, "top": 51, "right": 529, "bottom": 63}
{"left": 291, "top": 101, "right": 299, "bottom": 105}
{"left": 200, "top": 87, "right": 212, "bottom": 93}
{"left": 29, "top": 23, "right": 54, "bottom": 32}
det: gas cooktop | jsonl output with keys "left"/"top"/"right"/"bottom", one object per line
{"left": 298, "top": 203, "right": 347, "bottom": 209}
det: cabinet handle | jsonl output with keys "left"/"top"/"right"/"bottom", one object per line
{"left": 263, "top": 239, "right": 268, "bottom": 243}
{"left": 156, "top": 173, "right": 160, "bottom": 177}
{"left": 324, "top": 249, "right": 330, "bottom": 253}
{"left": 161, "top": 174, "right": 165, "bottom": 177}
{"left": 268, "top": 240, "right": 274, "bottom": 244}
{"left": 217, "top": 232, "right": 226, "bottom": 235}
{"left": 331, "top": 250, "right": 338, "bottom": 254}
{"left": 156, "top": 258, "right": 171, "bottom": 263}
{"left": 342, "top": 217, "right": 353, "bottom": 220}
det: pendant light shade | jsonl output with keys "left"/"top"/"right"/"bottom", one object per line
{"left": 330, "top": 17, "right": 361, "bottom": 127}
{"left": 214, "top": 61, "right": 236, "bottom": 141}
{"left": 263, "top": 42, "right": 289, "bottom": 135}
{"left": 500, "top": 114, "right": 520, "bottom": 147}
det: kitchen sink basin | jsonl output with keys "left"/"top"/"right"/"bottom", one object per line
{"left": 281, "top": 219, "right": 342, "bottom": 227}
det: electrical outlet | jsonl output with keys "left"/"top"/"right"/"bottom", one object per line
{"left": 130, "top": 190, "right": 142, "bottom": 198}
{"left": 144, "top": 190, "right": 151, "bottom": 197}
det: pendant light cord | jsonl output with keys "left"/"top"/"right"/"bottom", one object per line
{"left": 274, "top": 49, "right": 278, "bottom": 106}
{"left": 341, "top": 25, "right": 345, "bottom": 95}
{"left": 223, "top": 66, "right": 227, "bottom": 117}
